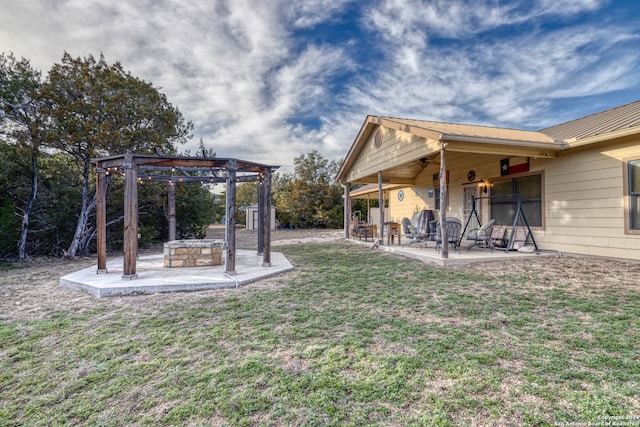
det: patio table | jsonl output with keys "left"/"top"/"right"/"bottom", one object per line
{"left": 385, "top": 221, "right": 401, "bottom": 246}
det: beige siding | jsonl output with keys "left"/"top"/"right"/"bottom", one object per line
{"left": 348, "top": 121, "right": 640, "bottom": 261}
{"left": 539, "top": 139, "right": 640, "bottom": 260}
{"left": 346, "top": 126, "right": 439, "bottom": 182}
{"left": 388, "top": 167, "right": 437, "bottom": 224}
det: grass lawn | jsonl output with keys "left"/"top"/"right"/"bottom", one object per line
{"left": 1, "top": 242, "right": 638, "bottom": 426}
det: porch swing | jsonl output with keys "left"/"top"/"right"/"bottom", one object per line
{"left": 459, "top": 194, "right": 539, "bottom": 253}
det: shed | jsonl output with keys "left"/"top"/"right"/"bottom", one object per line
{"left": 246, "top": 205, "right": 276, "bottom": 231}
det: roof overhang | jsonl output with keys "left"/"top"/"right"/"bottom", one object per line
{"left": 441, "top": 135, "right": 562, "bottom": 157}
{"left": 337, "top": 115, "right": 563, "bottom": 184}
{"left": 561, "top": 125, "right": 640, "bottom": 148}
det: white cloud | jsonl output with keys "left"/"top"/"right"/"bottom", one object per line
{"left": 363, "top": 0, "right": 608, "bottom": 42}
{"left": 350, "top": 0, "right": 639, "bottom": 128}
{"left": 0, "top": 0, "right": 638, "bottom": 171}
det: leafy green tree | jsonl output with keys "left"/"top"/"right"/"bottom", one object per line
{"left": 0, "top": 53, "right": 45, "bottom": 260}
{"left": 274, "top": 150, "right": 343, "bottom": 228}
{"left": 36, "top": 152, "right": 84, "bottom": 256}
{"left": 234, "top": 182, "right": 259, "bottom": 226}
{"left": 39, "top": 52, "right": 193, "bottom": 256}
{"left": 175, "top": 184, "right": 217, "bottom": 239}
{"left": 0, "top": 141, "right": 23, "bottom": 258}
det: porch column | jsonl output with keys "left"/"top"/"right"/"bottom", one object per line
{"left": 378, "top": 171, "right": 384, "bottom": 243}
{"left": 96, "top": 167, "right": 107, "bottom": 273}
{"left": 225, "top": 161, "right": 237, "bottom": 275}
{"left": 343, "top": 182, "right": 351, "bottom": 239}
{"left": 167, "top": 181, "right": 176, "bottom": 242}
{"left": 262, "top": 170, "right": 272, "bottom": 267}
{"left": 122, "top": 153, "right": 139, "bottom": 279}
{"left": 439, "top": 142, "right": 448, "bottom": 259}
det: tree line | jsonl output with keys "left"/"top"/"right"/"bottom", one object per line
{"left": 0, "top": 52, "right": 348, "bottom": 262}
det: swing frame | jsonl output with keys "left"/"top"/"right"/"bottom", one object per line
{"left": 459, "top": 193, "right": 539, "bottom": 253}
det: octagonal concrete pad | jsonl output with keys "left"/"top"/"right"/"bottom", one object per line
{"left": 60, "top": 250, "right": 294, "bottom": 298}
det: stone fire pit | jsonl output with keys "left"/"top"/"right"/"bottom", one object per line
{"left": 164, "top": 239, "right": 223, "bottom": 268}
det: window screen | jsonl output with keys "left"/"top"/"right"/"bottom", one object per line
{"left": 490, "top": 174, "right": 542, "bottom": 227}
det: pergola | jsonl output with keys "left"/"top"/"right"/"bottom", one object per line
{"left": 93, "top": 153, "right": 278, "bottom": 279}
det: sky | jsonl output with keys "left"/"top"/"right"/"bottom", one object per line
{"left": 1, "top": 0, "right": 639, "bottom": 171}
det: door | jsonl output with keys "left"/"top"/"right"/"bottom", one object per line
{"left": 463, "top": 185, "right": 480, "bottom": 235}
{"left": 252, "top": 210, "right": 259, "bottom": 230}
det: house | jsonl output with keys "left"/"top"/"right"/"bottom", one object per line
{"left": 336, "top": 100, "right": 640, "bottom": 261}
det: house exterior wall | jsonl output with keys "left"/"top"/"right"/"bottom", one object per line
{"left": 387, "top": 152, "right": 510, "bottom": 226}
{"left": 383, "top": 139, "right": 640, "bottom": 261}
{"left": 539, "top": 136, "right": 640, "bottom": 260}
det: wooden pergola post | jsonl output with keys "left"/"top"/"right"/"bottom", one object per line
{"left": 257, "top": 174, "right": 265, "bottom": 256}
{"left": 225, "top": 161, "right": 237, "bottom": 275}
{"left": 122, "top": 153, "right": 139, "bottom": 279}
{"left": 262, "top": 170, "right": 272, "bottom": 267}
{"left": 167, "top": 181, "right": 176, "bottom": 242}
{"left": 439, "top": 142, "right": 448, "bottom": 259}
{"left": 96, "top": 167, "right": 107, "bottom": 273}
{"left": 343, "top": 181, "right": 351, "bottom": 239}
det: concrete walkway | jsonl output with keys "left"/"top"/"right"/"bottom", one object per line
{"left": 60, "top": 250, "right": 294, "bottom": 298}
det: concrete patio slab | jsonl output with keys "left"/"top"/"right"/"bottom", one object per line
{"left": 60, "top": 250, "right": 294, "bottom": 298}
{"left": 349, "top": 238, "right": 560, "bottom": 266}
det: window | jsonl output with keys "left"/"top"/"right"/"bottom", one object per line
{"left": 491, "top": 174, "right": 542, "bottom": 227}
{"left": 434, "top": 188, "right": 448, "bottom": 211}
{"left": 629, "top": 160, "right": 640, "bottom": 230}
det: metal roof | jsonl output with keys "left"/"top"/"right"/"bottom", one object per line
{"left": 337, "top": 100, "right": 640, "bottom": 183}
{"left": 378, "top": 116, "right": 556, "bottom": 144}
{"left": 540, "top": 100, "right": 640, "bottom": 142}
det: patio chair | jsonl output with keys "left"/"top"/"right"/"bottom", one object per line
{"left": 490, "top": 225, "right": 507, "bottom": 248}
{"left": 434, "top": 217, "right": 462, "bottom": 253}
{"left": 466, "top": 219, "right": 496, "bottom": 251}
{"left": 401, "top": 217, "right": 429, "bottom": 248}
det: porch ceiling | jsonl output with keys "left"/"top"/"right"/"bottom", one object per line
{"left": 350, "top": 158, "right": 429, "bottom": 185}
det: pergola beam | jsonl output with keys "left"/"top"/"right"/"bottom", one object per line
{"left": 95, "top": 154, "right": 275, "bottom": 173}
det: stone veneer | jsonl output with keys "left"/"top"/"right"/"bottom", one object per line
{"left": 164, "top": 239, "right": 223, "bottom": 268}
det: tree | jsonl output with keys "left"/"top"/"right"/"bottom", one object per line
{"left": 39, "top": 53, "right": 193, "bottom": 256}
{"left": 274, "top": 150, "right": 343, "bottom": 228}
{"left": 234, "top": 182, "right": 259, "bottom": 226}
{"left": 175, "top": 184, "right": 217, "bottom": 239}
{"left": 0, "top": 53, "right": 44, "bottom": 260}
{"left": 0, "top": 140, "right": 24, "bottom": 259}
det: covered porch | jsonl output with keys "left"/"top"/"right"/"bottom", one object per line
{"left": 347, "top": 232, "right": 559, "bottom": 266}
{"left": 337, "top": 116, "right": 565, "bottom": 259}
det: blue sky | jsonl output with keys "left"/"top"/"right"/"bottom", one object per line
{"left": 1, "top": 0, "right": 639, "bottom": 171}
